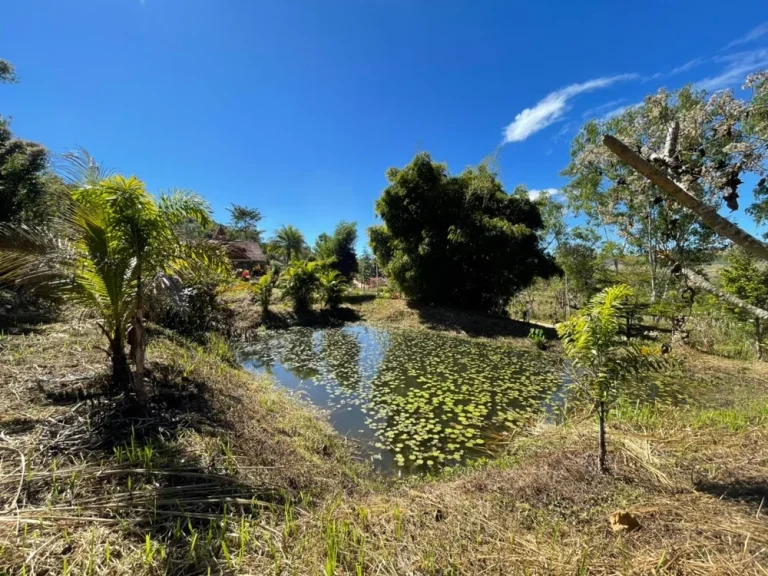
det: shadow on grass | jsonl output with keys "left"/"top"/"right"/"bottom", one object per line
{"left": 32, "top": 367, "right": 293, "bottom": 575}
{"left": 260, "top": 305, "right": 362, "bottom": 331}
{"left": 407, "top": 301, "right": 558, "bottom": 340}
{"left": 695, "top": 479, "right": 768, "bottom": 507}
{"left": 343, "top": 293, "right": 377, "bottom": 305}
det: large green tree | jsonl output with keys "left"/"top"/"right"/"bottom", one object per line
{"left": 369, "top": 153, "right": 558, "bottom": 313}
{"left": 314, "top": 221, "right": 359, "bottom": 279}
{"left": 561, "top": 84, "right": 768, "bottom": 301}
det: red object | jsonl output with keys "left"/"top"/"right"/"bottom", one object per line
{"left": 241, "top": 270, "right": 250, "bottom": 280}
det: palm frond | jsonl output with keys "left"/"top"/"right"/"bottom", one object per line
{"left": 56, "top": 146, "right": 115, "bottom": 187}
{"left": 159, "top": 190, "right": 214, "bottom": 228}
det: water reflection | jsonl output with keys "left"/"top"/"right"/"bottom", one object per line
{"left": 239, "top": 325, "right": 565, "bottom": 474}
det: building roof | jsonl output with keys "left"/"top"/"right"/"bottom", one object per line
{"left": 224, "top": 241, "right": 267, "bottom": 262}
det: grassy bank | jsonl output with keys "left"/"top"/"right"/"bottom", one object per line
{"left": 1, "top": 307, "right": 767, "bottom": 574}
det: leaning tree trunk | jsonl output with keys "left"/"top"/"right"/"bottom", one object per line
{"left": 603, "top": 134, "right": 768, "bottom": 263}
{"left": 756, "top": 318, "right": 764, "bottom": 361}
{"left": 677, "top": 265, "right": 768, "bottom": 321}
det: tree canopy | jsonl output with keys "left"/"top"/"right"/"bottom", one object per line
{"left": 314, "top": 221, "right": 358, "bottom": 279}
{"left": 369, "top": 153, "right": 559, "bottom": 313}
{"left": 226, "top": 204, "right": 264, "bottom": 242}
{"left": 273, "top": 224, "right": 308, "bottom": 263}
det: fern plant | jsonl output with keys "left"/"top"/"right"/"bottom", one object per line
{"left": 557, "top": 284, "right": 666, "bottom": 472}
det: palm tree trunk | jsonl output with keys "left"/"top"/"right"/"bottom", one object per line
{"left": 597, "top": 400, "right": 607, "bottom": 473}
{"left": 131, "top": 274, "right": 148, "bottom": 403}
{"left": 111, "top": 334, "right": 131, "bottom": 393}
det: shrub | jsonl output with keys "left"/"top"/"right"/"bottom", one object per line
{"left": 251, "top": 272, "right": 275, "bottom": 313}
{"left": 280, "top": 260, "right": 321, "bottom": 313}
{"left": 528, "top": 328, "right": 547, "bottom": 350}
{"left": 318, "top": 269, "right": 347, "bottom": 309}
{"left": 148, "top": 279, "right": 234, "bottom": 339}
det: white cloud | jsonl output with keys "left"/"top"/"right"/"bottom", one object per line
{"left": 581, "top": 99, "right": 625, "bottom": 119}
{"left": 502, "top": 74, "right": 637, "bottom": 143}
{"left": 527, "top": 188, "right": 560, "bottom": 200}
{"left": 697, "top": 48, "right": 768, "bottom": 91}
{"left": 726, "top": 22, "right": 768, "bottom": 49}
{"left": 646, "top": 57, "right": 707, "bottom": 81}
{"left": 601, "top": 103, "right": 640, "bottom": 121}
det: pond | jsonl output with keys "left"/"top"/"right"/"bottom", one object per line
{"left": 238, "top": 324, "right": 567, "bottom": 474}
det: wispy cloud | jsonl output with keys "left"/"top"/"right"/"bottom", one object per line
{"left": 581, "top": 99, "right": 626, "bottom": 119}
{"left": 527, "top": 188, "right": 560, "bottom": 200}
{"left": 696, "top": 48, "right": 768, "bottom": 91}
{"left": 601, "top": 103, "right": 641, "bottom": 121}
{"left": 725, "top": 22, "right": 768, "bottom": 49}
{"left": 502, "top": 74, "right": 637, "bottom": 143}
{"left": 646, "top": 57, "right": 708, "bottom": 81}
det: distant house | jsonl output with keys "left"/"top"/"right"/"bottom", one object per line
{"left": 213, "top": 226, "right": 268, "bottom": 272}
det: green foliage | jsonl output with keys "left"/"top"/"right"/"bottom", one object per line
{"left": 0, "top": 59, "right": 18, "bottom": 84}
{"left": 357, "top": 249, "right": 375, "bottom": 284}
{"left": 0, "top": 173, "right": 231, "bottom": 390}
{"left": 314, "top": 221, "right": 359, "bottom": 279}
{"left": 251, "top": 271, "right": 275, "bottom": 313}
{"left": 562, "top": 84, "right": 751, "bottom": 300}
{"left": 0, "top": 118, "right": 50, "bottom": 224}
{"left": 557, "top": 284, "right": 666, "bottom": 470}
{"left": 226, "top": 204, "right": 264, "bottom": 242}
{"left": 273, "top": 225, "right": 308, "bottom": 264}
{"left": 555, "top": 241, "right": 600, "bottom": 303}
{"left": 369, "top": 153, "right": 559, "bottom": 313}
{"left": 318, "top": 269, "right": 347, "bottom": 309}
{"left": 720, "top": 247, "right": 768, "bottom": 312}
{"left": 720, "top": 247, "right": 768, "bottom": 358}
{"left": 280, "top": 260, "right": 322, "bottom": 313}
{"left": 558, "top": 284, "right": 665, "bottom": 398}
{"left": 527, "top": 328, "right": 547, "bottom": 350}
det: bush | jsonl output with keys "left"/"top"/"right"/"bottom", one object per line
{"left": 147, "top": 278, "right": 234, "bottom": 339}
{"left": 318, "top": 269, "right": 347, "bottom": 309}
{"left": 528, "top": 328, "right": 547, "bottom": 350}
{"left": 251, "top": 272, "right": 275, "bottom": 313}
{"left": 280, "top": 260, "right": 321, "bottom": 313}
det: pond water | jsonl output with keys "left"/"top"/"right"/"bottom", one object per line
{"left": 238, "top": 324, "right": 567, "bottom": 474}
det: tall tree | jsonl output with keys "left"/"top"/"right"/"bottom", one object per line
{"left": 357, "top": 249, "right": 375, "bottom": 284}
{"left": 0, "top": 119, "right": 49, "bottom": 224}
{"left": 315, "top": 221, "right": 358, "bottom": 279}
{"left": 226, "top": 204, "right": 263, "bottom": 242}
{"left": 561, "top": 84, "right": 757, "bottom": 301}
{"left": 1, "top": 60, "right": 50, "bottom": 225}
{"left": 369, "top": 153, "right": 558, "bottom": 313}
{"left": 273, "top": 225, "right": 307, "bottom": 263}
{"left": 720, "top": 247, "right": 768, "bottom": 360}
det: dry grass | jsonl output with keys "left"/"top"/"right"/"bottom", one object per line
{"left": 1, "top": 312, "right": 767, "bottom": 575}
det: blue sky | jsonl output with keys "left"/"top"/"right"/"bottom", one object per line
{"left": 2, "top": 1, "right": 768, "bottom": 250}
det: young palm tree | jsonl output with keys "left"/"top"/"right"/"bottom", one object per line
{"left": 273, "top": 225, "right": 306, "bottom": 263}
{"left": 0, "top": 175, "right": 230, "bottom": 401}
